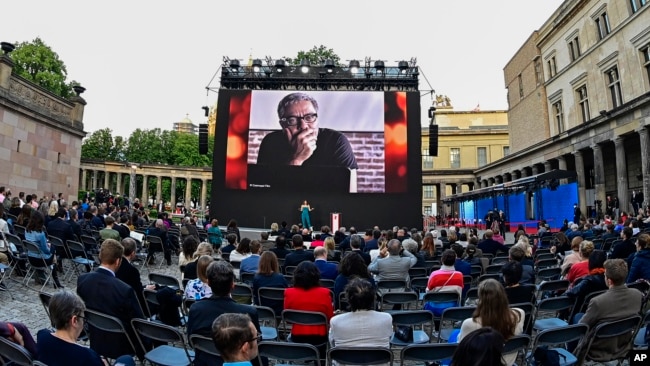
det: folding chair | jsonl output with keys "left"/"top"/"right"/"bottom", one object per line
{"left": 400, "top": 343, "right": 457, "bottom": 366}
{"left": 491, "top": 256, "right": 509, "bottom": 265}
{"left": 536, "top": 279, "right": 569, "bottom": 301}
{"left": 510, "top": 302, "right": 535, "bottom": 335}
{"left": 80, "top": 234, "right": 100, "bottom": 259}
{"left": 131, "top": 318, "right": 195, "bottom": 366}
{"left": 22, "top": 240, "right": 53, "bottom": 291}
{"left": 422, "top": 291, "right": 461, "bottom": 323}
{"left": 258, "top": 287, "right": 286, "bottom": 316}
{"left": 485, "top": 263, "right": 504, "bottom": 274}
{"left": 532, "top": 296, "right": 576, "bottom": 331}
{"left": 409, "top": 277, "right": 429, "bottom": 302}
{"left": 281, "top": 309, "right": 329, "bottom": 345}
{"left": 389, "top": 310, "right": 434, "bottom": 347}
{"left": 84, "top": 308, "right": 138, "bottom": 360}
{"left": 537, "top": 267, "right": 561, "bottom": 283}
{"left": 633, "top": 309, "right": 650, "bottom": 349}
{"left": 438, "top": 306, "right": 476, "bottom": 342}
{"left": 145, "top": 235, "right": 165, "bottom": 267}
{"left": 328, "top": 347, "right": 393, "bottom": 366}
{"left": 13, "top": 224, "right": 26, "bottom": 240}
{"left": 536, "top": 258, "right": 559, "bottom": 270}
{"left": 257, "top": 341, "right": 321, "bottom": 366}
{"left": 319, "top": 279, "right": 335, "bottom": 291}
{"left": 149, "top": 272, "right": 182, "bottom": 290}
{"left": 408, "top": 267, "right": 427, "bottom": 279}
{"left": 502, "top": 334, "right": 531, "bottom": 365}
{"left": 39, "top": 291, "right": 54, "bottom": 327}
{"left": 579, "top": 315, "right": 641, "bottom": 364}
{"left": 189, "top": 334, "right": 220, "bottom": 357}
{"left": 528, "top": 323, "right": 588, "bottom": 366}
{"left": 233, "top": 283, "right": 254, "bottom": 305}
{"left": 48, "top": 236, "right": 72, "bottom": 279}
{"left": 66, "top": 240, "right": 97, "bottom": 276}
{"left": 380, "top": 291, "right": 419, "bottom": 311}
{"left": 0, "top": 336, "right": 35, "bottom": 366}
{"left": 284, "top": 265, "right": 297, "bottom": 276}
{"left": 478, "top": 273, "right": 501, "bottom": 283}
{"left": 240, "top": 272, "right": 255, "bottom": 286}
{"left": 255, "top": 305, "right": 279, "bottom": 340}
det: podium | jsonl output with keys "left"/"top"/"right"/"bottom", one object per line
{"left": 330, "top": 212, "right": 341, "bottom": 232}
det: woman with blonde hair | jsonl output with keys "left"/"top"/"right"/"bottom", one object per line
{"left": 458, "top": 279, "right": 524, "bottom": 366}
{"left": 270, "top": 222, "right": 279, "bottom": 236}
{"left": 561, "top": 236, "right": 584, "bottom": 273}
{"left": 370, "top": 237, "right": 388, "bottom": 262}
{"left": 323, "top": 237, "right": 340, "bottom": 262}
{"left": 183, "top": 242, "right": 214, "bottom": 280}
{"left": 184, "top": 255, "right": 214, "bottom": 300}
{"left": 565, "top": 240, "right": 595, "bottom": 286}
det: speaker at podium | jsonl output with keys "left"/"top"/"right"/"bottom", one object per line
{"left": 330, "top": 212, "right": 341, "bottom": 232}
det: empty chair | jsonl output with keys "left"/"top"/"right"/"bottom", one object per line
{"left": 400, "top": 343, "right": 457, "bottom": 366}
{"left": 536, "top": 279, "right": 570, "bottom": 301}
{"left": 189, "top": 334, "right": 220, "bottom": 357}
{"left": 389, "top": 310, "right": 434, "bottom": 347}
{"left": 257, "top": 341, "right": 320, "bottom": 366}
{"left": 22, "top": 240, "right": 54, "bottom": 291}
{"left": 438, "top": 306, "right": 476, "bottom": 343}
{"left": 149, "top": 272, "right": 182, "bottom": 290}
{"left": 533, "top": 296, "right": 576, "bottom": 331}
{"left": 537, "top": 267, "right": 561, "bottom": 283}
{"left": 379, "top": 291, "right": 419, "bottom": 311}
{"left": 281, "top": 309, "right": 329, "bottom": 345}
{"left": 232, "top": 283, "right": 254, "bottom": 305}
{"left": 84, "top": 309, "right": 138, "bottom": 360}
{"left": 529, "top": 323, "right": 589, "bottom": 366}
{"left": 131, "top": 318, "right": 194, "bottom": 366}
{"left": 254, "top": 305, "right": 278, "bottom": 341}
{"left": 502, "top": 334, "right": 531, "bottom": 364}
{"left": 633, "top": 309, "right": 650, "bottom": 348}
{"left": 328, "top": 347, "right": 392, "bottom": 366}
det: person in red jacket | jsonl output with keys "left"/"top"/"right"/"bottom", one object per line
{"left": 283, "top": 261, "right": 333, "bottom": 353}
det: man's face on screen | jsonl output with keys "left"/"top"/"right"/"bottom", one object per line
{"left": 280, "top": 100, "right": 319, "bottom": 141}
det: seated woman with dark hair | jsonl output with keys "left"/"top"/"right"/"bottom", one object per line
{"left": 253, "top": 251, "right": 288, "bottom": 315}
{"left": 329, "top": 278, "right": 392, "bottom": 350}
{"left": 334, "top": 252, "right": 375, "bottom": 309}
{"left": 283, "top": 261, "right": 334, "bottom": 351}
{"left": 501, "top": 261, "right": 536, "bottom": 305}
{"left": 37, "top": 290, "right": 135, "bottom": 366}
{"left": 451, "top": 327, "right": 505, "bottom": 366}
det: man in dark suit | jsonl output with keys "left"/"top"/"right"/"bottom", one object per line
{"left": 187, "top": 260, "right": 263, "bottom": 366}
{"left": 47, "top": 207, "right": 76, "bottom": 243}
{"left": 284, "top": 234, "right": 315, "bottom": 268}
{"left": 115, "top": 238, "right": 155, "bottom": 317}
{"left": 313, "top": 247, "right": 338, "bottom": 280}
{"left": 76, "top": 239, "right": 145, "bottom": 359}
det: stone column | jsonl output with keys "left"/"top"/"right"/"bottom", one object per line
{"left": 142, "top": 175, "right": 148, "bottom": 205}
{"left": 92, "top": 170, "right": 97, "bottom": 190}
{"left": 592, "top": 144, "right": 606, "bottom": 216}
{"left": 80, "top": 169, "right": 87, "bottom": 191}
{"left": 558, "top": 156, "right": 568, "bottom": 184}
{"left": 115, "top": 173, "right": 122, "bottom": 196}
{"left": 156, "top": 176, "right": 162, "bottom": 203}
{"left": 201, "top": 179, "right": 208, "bottom": 213}
{"left": 614, "top": 137, "right": 629, "bottom": 213}
{"left": 170, "top": 176, "right": 177, "bottom": 208}
{"left": 639, "top": 128, "right": 650, "bottom": 211}
{"left": 574, "top": 150, "right": 586, "bottom": 217}
{"left": 104, "top": 171, "right": 110, "bottom": 190}
{"left": 185, "top": 177, "right": 192, "bottom": 208}
{"left": 544, "top": 161, "right": 552, "bottom": 173}
{"left": 438, "top": 183, "right": 446, "bottom": 217}
{"left": 532, "top": 165, "right": 539, "bottom": 175}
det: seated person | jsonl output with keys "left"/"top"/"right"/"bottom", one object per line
{"left": 1, "top": 321, "right": 36, "bottom": 357}
{"left": 501, "top": 261, "right": 536, "bottom": 305}
{"left": 37, "top": 289, "right": 135, "bottom": 366}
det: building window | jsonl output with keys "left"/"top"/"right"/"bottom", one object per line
{"left": 547, "top": 56, "right": 557, "bottom": 78}
{"left": 595, "top": 12, "right": 611, "bottom": 40}
{"left": 553, "top": 100, "right": 565, "bottom": 133}
{"left": 568, "top": 36, "right": 581, "bottom": 62}
{"left": 450, "top": 148, "right": 460, "bottom": 169}
{"left": 631, "top": 0, "right": 648, "bottom": 13}
{"left": 503, "top": 146, "right": 510, "bottom": 156}
{"left": 422, "top": 150, "right": 433, "bottom": 169}
{"left": 606, "top": 66, "right": 623, "bottom": 108}
{"left": 577, "top": 85, "right": 590, "bottom": 123}
{"left": 534, "top": 59, "right": 543, "bottom": 85}
{"left": 642, "top": 44, "right": 650, "bottom": 90}
{"left": 518, "top": 74, "right": 524, "bottom": 99}
{"left": 477, "top": 147, "right": 487, "bottom": 167}
{"left": 423, "top": 185, "right": 434, "bottom": 199}
{"left": 423, "top": 206, "right": 432, "bottom": 216}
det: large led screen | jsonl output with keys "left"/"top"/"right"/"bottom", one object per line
{"left": 223, "top": 90, "right": 408, "bottom": 194}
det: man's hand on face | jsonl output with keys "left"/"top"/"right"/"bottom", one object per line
{"left": 285, "top": 127, "right": 317, "bottom": 165}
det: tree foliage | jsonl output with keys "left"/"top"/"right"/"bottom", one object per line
{"left": 284, "top": 45, "right": 341, "bottom": 66}
{"left": 81, "top": 128, "right": 124, "bottom": 161}
{"left": 10, "top": 37, "right": 78, "bottom": 98}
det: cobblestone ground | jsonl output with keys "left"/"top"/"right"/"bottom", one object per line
{"left": 7, "top": 228, "right": 601, "bottom": 366}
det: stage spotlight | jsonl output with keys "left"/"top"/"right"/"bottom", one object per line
{"left": 229, "top": 59, "right": 240, "bottom": 72}
{"left": 275, "top": 59, "right": 286, "bottom": 73}
{"left": 374, "top": 60, "right": 385, "bottom": 75}
{"left": 349, "top": 60, "right": 360, "bottom": 74}
{"left": 324, "top": 59, "right": 335, "bottom": 73}
{"left": 300, "top": 59, "right": 311, "bottom": 73}
{"left": 398, "top": 60, "right": 409, "bottom": 74}
{"left": 252, "top": 59, "right": 263, "bottom": 73}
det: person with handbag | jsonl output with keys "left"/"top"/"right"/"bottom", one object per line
{"left": 424, "top": 249, "right": 464, "bottom": 320}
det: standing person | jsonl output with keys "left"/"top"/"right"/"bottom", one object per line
{"left": 211, "top": 313, "right": 260, "bottom": 366}
{"left": 37, "top": 290, "right": 135, "bottom": 366}
{"left": 573, "top": 203, "right": 582, "bottom": 225}
{"left": 458, "top": 279, "right": 525, "bottom": 366}
{"left": 300, "top": 200, "right": 314, "bottom": 230}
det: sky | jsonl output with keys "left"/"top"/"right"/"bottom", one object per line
{"left": 1, "top": 0, "right": 565, "bottom": 138}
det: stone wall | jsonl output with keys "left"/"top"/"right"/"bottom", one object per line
{"left": 248, "top": 130, "right": 385, "bottom": 193}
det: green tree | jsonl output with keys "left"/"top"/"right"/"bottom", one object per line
{"left": 81, "top": 128, "right": 123, "bottom": 160}
{"left": 284, "top": 45, "right": 341, "bottom": 66}
{"left": 169, "top": 132, "right": 211, "bottom": 166}
{"left": 10, "top": 37, "right": 78, "bottom": 98}
{"left": 125, "top": 128, "right": 168, "bottom": 164}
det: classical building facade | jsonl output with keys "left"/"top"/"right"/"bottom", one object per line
{"left": 422, "top": 100, "right": 509, "bottom": 217}
{"left": 475, "top": 0, "right": 650, "bottom": 218}
{"left": 0, "top": 48, "right": 86, "bottom": 205}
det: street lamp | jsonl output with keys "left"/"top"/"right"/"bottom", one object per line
{"left": 129, "top": 163, "right": 139, "bottom": 207}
